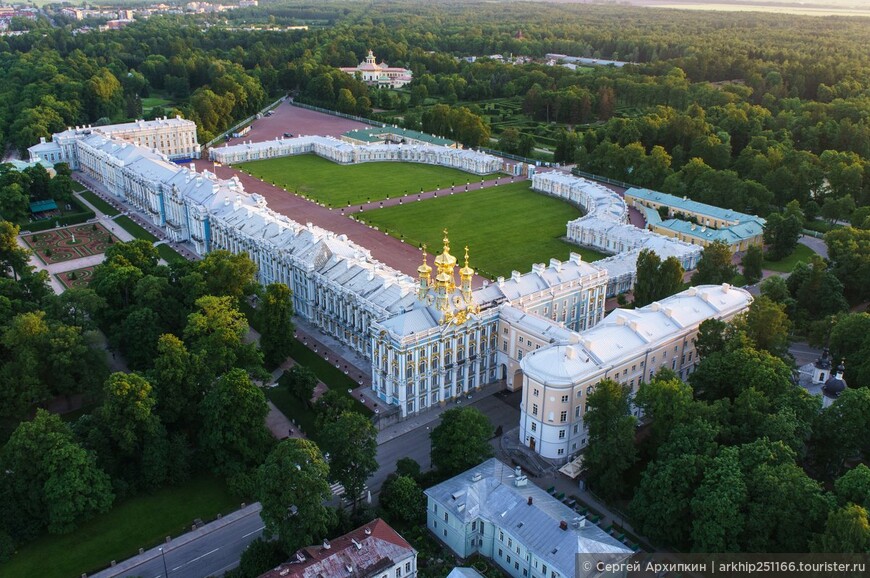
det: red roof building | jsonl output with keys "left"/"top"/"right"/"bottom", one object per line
{"left": 259, "top": 518, "right": 418, "bottom": 578}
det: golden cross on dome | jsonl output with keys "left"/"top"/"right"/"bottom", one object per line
{"left": 464, "top": 246, "right": 470, "bottom": 268}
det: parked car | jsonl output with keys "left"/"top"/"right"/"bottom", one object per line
{"left": 283, "top": 132, "right": 294, "bottom": 138}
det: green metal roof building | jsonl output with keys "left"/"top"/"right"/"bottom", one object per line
{"left": 342, "top": 126, "right": 458, "bottom": 148}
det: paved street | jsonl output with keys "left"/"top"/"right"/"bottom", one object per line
{"left": 90, "top": 505, "right": 264, "bottom": 578}
{"left": 370, "top": 391, "right": 522, "bottom": 496}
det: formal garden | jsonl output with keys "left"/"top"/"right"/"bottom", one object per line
{"left": 357, "top": 181, "right": 605, "bottom": 279}
{"left": 21, "top": 223, "right": 118, "bottom": 264}
{"left": 55, "top": 265, "right": 96, "bottom": 289}
{"left": 238, "top": 153, "right": 501, "bottom": 207}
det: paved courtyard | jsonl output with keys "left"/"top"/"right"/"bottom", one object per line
{"left": 225, "top": 99, "right": 372, "bottom": 144}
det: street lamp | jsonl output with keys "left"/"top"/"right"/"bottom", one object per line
{"left": 158, "top": 546, "right": 169, "bottom": 577}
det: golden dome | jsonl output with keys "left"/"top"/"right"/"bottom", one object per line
{"left": 433, "top": 229, "right": 457, "bottom": 269}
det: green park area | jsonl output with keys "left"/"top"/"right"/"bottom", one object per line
{"left": 358, "top": 181, "right": 605, "bottom": 279}
{"left": 78, "top": 190, "right": 120, "bottom": 217}
{"left": 763, "top": 243, "right": 817, "bottom": 273}
{"left": 238, "top": 153, "right": 500, "bottom": 207}
{"left": 1, "top": 476, "right": 236, "bottom": 578}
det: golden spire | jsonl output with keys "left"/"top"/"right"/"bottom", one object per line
{"left": 417, "top": 244, "right": 432, "bottom": 274}
{"left": 460, "top": 245, "right": 474, "bottom": 277}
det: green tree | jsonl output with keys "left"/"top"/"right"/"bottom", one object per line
{"left": 257, "top": 438, "right": 333, "bottom": 553}
{"left": 630, "top": 418, "right": 719, "bottom": 549}
{"left": 690, "top": 446, "right": 746, "bottom": 552}
{"left": 314, "top": 388, "right": 358, "bottom": 433}
{"left": 148, "top": 334, "right": 197, "bottom": 427}
{"left": 0, "top": 410, "right": 113, "bottom": 539}
{"left": 787, "top": 256, "right": 849, "bottom": 321}
{"left": 199, "top": 368, "right": 273, "bottom": 476}
{"left": 821, "top": 195, "right": 857, "bottom": 225}
{"left": 811, "top": 504, "right": 870, "bottom": 553}
{"left": 279, "top": 365, "right": 318, "bottom": 406}
{"left": 692, "top": 240, "right": 737, "bottom": 285}
{"left": 740, "top": 295, "right": 791, "bottom": 358}
{"left": 104, "top": 239, "right": 159, "bottom": 274}
{"left": 694, "top": 318, "right": 729, "bottom": 359}
{"left": 380, "top": 475, "right": 425, "bottom": 524}
{"left": 184, "top": 295, "right": 261, "bottom": 380}
{"left": 430, "top": 407, "right": 493, "bottom": 476}
{"left": 633, "top": 250, "right": 684, "bottom": 307}
{"left": 835, "top": 464, "right": 870, "bottom": 510}
{"left": 634, "top": 373, "right": 694, "bottom": 452}
{"left": 825, "top": 227, "right": 870, "bottom": 302}
{"left": 197, "top": 250, "right": 258, "bottom": 304}
{"left": 237, "top": 538, "right": 287, "bottom": 578}
{"left": 0, "top": 183, "right": 29, "bottom": 221}
{"left": 259, "top": 283, "right": 294, "bottom": 368}
{"left": 763, "top": 211, "right": 804, "bottom": 261}
{"left": 811, "top": 388, "right": 870, "bottom": 477}
{"left": 320, "top": 412, "right": 377, "bottom": 510}
{"left": 498, "top": 127, "right": 520, "bottom": 154}
{"left": 740, "top": 245, "right": 763, "bottom": 285}
{"left": 584, "top": 379, "right": 637, "bottom": 501}
{"left": 0, "top": 221, "right": 31, "bottom": 280}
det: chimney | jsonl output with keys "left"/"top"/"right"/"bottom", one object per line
{"left": 364, "top": 527, "right": 372, "bottom": 535}
{"left": 559, "top": 520, "right": 568, "bottom": 531}
{"left": 322, "top": 539, "right": 331, "bottom": 550}
{"left": 528, "top": 496, "right": 533, "bottom": 506}
{"left": 511, "top": 270, "right": 521, "bottom": 283}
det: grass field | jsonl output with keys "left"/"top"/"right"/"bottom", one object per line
{"left": 78, "top": 190, "right": 120, "bottom": 217}
{"left": 763, "top": 243, "right": 817, "bottom": 273}
{"left": 111, "top": 215, "right": 186, "bottom": 263}
{"left": 1, "top": 476, "right": 236, "bottom": 578}
{"left": 358, "top": 182, "right": 605, "bottom": 279}
{"left": 238, "top": 154, "right": 500, "bottom": 207}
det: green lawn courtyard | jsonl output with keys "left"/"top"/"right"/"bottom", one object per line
{"left": 0, "top": 476, "right": 236, "bottom": 578}
{"left": 358, "top": 182, "right": 606, "bottom": 279}
{"left": 238, "top": 153, "right": 500, "bottom": 207}
{"left": 763, "top": 243, "right": 817, "bottom": 273}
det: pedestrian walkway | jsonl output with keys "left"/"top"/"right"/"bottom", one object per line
{"left": 343, "top": 174, "right": 527, "bottom": 215}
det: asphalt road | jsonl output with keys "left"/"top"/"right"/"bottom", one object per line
{"left": 94, "top": 391, "right": 521, "bottom": 578}
{"left": 90, "top": 507, "right": 265, "bottom": 578}
{"left": 370, "top": 392, "right": 522, "bottom": 497}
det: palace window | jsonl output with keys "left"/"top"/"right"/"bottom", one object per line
{"left": 560, "top": 411, "right": 567, "bottom": 423}
{"left": 561, "top": 395, "right": 568, "bottom": 403}
{"left": 532, "top": 404, "right": 538, "bottom": 416}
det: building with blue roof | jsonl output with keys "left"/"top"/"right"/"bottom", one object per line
{"left": 625, "top": 187, "right": 765, "bottom": 252}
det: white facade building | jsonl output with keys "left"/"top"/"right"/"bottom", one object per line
{"left": 531, "top": 172, "right": 701, "bottom": 296}
{"left": 519, "top": 284, "right": 752, "bottom": 461}
{"left": 340, "top": 50, "right": 413, "bottom": 88}
{"left": 426, "top": 459, "right": 632, "bottom": 578}
{"left": 29, "top": 122, "right": 746, "bottom": 433}
{"left": 27, "top": 116, "right": 201, "bottom": 168}
{"left": 209, "top": 135, "right": 502, "bottom": 174}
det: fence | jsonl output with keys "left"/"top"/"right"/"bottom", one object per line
{"left": 570, "top": 168, "right": 634, "bottom": 190}
{"left": 203, "top": 95, "right": 287, "bottom": 150}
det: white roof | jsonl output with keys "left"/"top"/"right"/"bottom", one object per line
{"left": 522, "top": 284, "right": 752, "bottom": 386}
